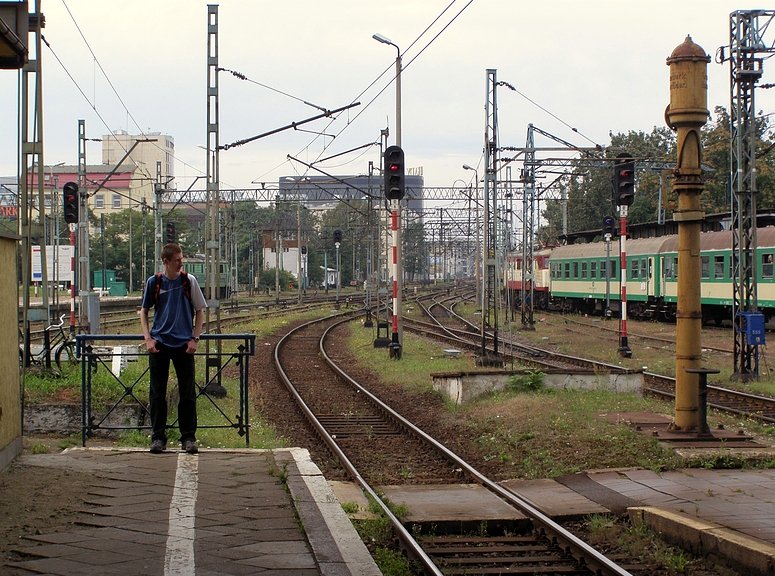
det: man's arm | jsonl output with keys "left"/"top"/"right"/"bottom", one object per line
{"left": 140, "top": 307, "right": 158, "bottom": 353}
{"left": 186, "top": 308, "right": 204, "bottom": 354}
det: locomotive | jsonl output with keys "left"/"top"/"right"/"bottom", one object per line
{"left": 504, "top": 227, "right": 775, "bottom": 324}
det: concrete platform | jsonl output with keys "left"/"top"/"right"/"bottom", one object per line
{"left": 500, "top": 478, "right": 609, "bottom": 520}
{"left": 551, "top": 468, "right": 775, "bottom": 576}
{"left": 378, "top": 483, "right": 529, "bottom": 533}
{"left": 5, "top": 447, "right": 380, "bottom": 576}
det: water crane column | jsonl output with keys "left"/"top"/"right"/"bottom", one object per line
{"left": 665, "top": 36, "right": 710, "bottom": 431}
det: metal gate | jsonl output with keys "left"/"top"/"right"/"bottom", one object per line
{"left": 75, "top": 334, "right": 255, "bottom": 446}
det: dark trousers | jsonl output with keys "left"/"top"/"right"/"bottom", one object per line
{"left": 149, "top": 343, "right": 197, "bottom": 444}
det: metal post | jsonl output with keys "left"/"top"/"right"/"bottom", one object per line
{"left": 297, "top": 200, "right": 302, "bottom": 304}
{"left": 605, "top": 233, "right": 611, "bottom": 317}
{"left": 389, "top": 198, "right": 402, "bottom": 359}
{"left": 618, "top": 207, "right": 631, "bottom": 357}
{"left": 335, "top": 241, "right": 341, "bottom": 307}
{"left": 666, "top": 36, "right": 710, "bottom": 430}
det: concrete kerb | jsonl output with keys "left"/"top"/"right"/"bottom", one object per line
{"left": 275, "top": 448, "right": 382, "bottom": 576}
{"left": 431, "top": 369, "right": 642, "bottom": 405}
{"left": 629, "top": 506, "right": 775, "bottom": 576}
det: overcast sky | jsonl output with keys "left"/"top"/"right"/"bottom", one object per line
{"left": 1, "top": 0, "right": 773, "bottom": 195}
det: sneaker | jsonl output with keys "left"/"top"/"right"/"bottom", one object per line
{"left": 149, "top": 439, "right": 166, "bottom": 454}
{"left": 183, "top": 439, "right": 198, "bottom": 454}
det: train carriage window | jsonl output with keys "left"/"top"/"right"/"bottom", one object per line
{"left": 640, "top": 258, "right": 648, "bottom": 280}
{"left": 599, "top": 260, "right": 606, "bottom": 279}
{"left": 630, "top": 259, "right": 639, "bottom": 280}
{"left": 701, "top": 256, "right": 710, "bottom": 279}
{"left": 714, "top": 255, "right": 725, "bottom": 279}
{"left": 763, "top": 253, "right": 774, "bottom": 279}
{"left": 581, "top": 262, "right": 587, "bottom": 279}
{"left": 610, "top": 260, "right": 617, "bottom": 280}
{"left": 564, "top": 262, "right": 570, "bottom": 279}
{"left": 664, "top": 256, "right": 674, "bottom": 279}
{"left": 591, "top": 261, "right": 597, "bottom": 279}
{"left": 573, "top": 262, "right": 579, "bottom": 278}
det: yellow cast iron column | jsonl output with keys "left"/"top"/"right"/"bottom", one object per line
{"left": 665, "top": 36, "right": 710, "bottom": 430}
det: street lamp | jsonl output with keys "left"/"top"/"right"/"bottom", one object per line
{"left": 373, "top": 33, "right": 402, "bottom": 147}
{"left": 462, "top": 164, "right": 481, "bottom": 308}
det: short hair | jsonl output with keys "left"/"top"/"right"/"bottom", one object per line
{"left": 161, "top": 243, "right": 182, "bottom": 262}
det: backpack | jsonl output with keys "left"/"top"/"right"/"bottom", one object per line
{"left": 153, "top": 270, "right": 195, "bottom": 320}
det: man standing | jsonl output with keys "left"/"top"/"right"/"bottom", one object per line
{"left": 140, "top": 243, "right": 207, "bottom": 454}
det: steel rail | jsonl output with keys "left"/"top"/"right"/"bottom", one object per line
{"left": 643, "top": 372, "right": 775, "bottom": 425}
{"left": 319, "top": 318, "right": 633, "bottom": 576}
{"left": 273, "top": 311, "right": 444, "bottom": 576}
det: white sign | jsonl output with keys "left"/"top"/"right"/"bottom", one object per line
{"left": 31, "top": 245, "right": 75, "bottom": 283}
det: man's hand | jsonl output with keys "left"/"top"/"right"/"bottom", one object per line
{"left": 145, "top": 336, "right": 159, "bottom": 354}
{"left": 186, "top": 339, "right": 198, "bottom": 355}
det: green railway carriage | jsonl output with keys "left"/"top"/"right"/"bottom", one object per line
{"left": 183, "top": 256, "right": 231, "bottom": 299}
{"left": 546, "top": 227, "right": 775, "bottom": 323}
{"left": 548, "top": 237, "right": 669, "bottom": 317}
{"left": 659, "top": 227, "right": 775, "bottom": 324}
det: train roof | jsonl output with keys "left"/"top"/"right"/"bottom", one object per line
{"left": 660, "top": 227, "right": 775, "bottom": 252}
{"left": 550, "top": 227, "right": 775, "bottom": 259}
{"left": 550, "top": 236, "right": 671, "bottom": 259}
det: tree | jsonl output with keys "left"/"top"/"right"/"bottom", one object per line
{"left": 542, "top": 127, "right": 676, "bottom": 240}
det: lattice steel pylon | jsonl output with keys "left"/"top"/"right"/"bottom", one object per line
{"left": 521, "top": 124, "right": 536, "bottom": 329}
{"left": 479, "top": 69, "right": 501, "bottom": 365}
{"left": 727, "top": 10, "right": 775, "bottom": 379}
{"left": 205, "top": 4, "right": 223, "bottom": 386}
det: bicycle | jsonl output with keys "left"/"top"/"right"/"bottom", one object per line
{"left": 19, "top": 314, "right": 78, "bottom": 375}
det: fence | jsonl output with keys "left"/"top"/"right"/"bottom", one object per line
{"left": 75, "top": 334, "right": 256, "bottom": 447}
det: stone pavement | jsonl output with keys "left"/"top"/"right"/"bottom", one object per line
{"left": 5, "top": 447, "right": 380, "bottom": 576}
{"left": 512, "top": 467, "right": 775, "bottom": 576}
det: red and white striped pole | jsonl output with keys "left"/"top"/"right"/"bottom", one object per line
{"left": 618, "top": 206, "right": 631, "bottom": 357}
{"left": 69, "top": 224, "right": 77, "bottom": 335}
{"left": 390, "top": 199, "right": 402, "bottom": 359}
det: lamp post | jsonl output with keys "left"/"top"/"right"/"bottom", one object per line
{"left": 372, "top": 33, "right": 402, "bottom": 147}
{"left": 462, "top": 164, "right": 481, "bottom": 309}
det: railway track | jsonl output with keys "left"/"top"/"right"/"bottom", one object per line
{"left": 274, "top": 312, "right": 635, "bottom": 575}
{"left": 409, "top": 295, "right": 633, "bottom": 376}
{"left": 556, "top": 315, "right": 734, "bottom": 355}
{"left": 421, "top": 297, "right": 775, "bottom": 429}
{"left": 643, "top": 371, "right": 775, "bottom": 424}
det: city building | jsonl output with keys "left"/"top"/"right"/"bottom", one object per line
{"left": 102, "top": 130, "right": 174, "bottom": 190}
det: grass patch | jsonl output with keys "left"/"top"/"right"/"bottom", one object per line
{"left": 586, "top": 514, "right": 689, "bottom": 572}
{"left": 347, "top": 320, "right": 480, "bottom": 394}
{"left": 352, "top": 493, "right": 415, "bottom": 576}
{"left": 344, "top": 317, "right": 685, "bottom": 478}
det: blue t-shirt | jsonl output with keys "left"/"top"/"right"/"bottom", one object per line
{"left": 141, "top": 273, "right": 205, "bottom": 347}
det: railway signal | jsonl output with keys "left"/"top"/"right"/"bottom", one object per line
{"left": 602, "top": 215, "right": 615, "bottom": 237}
{"left": 63, "top": 182, "right": 79, "bottom": 224}
{"left": 384, "top": 145, "right": 405, "bottom": 200}
{"left": 613, "top": 153, "right": 635, "bottom": 206}
{"left": 333, "top": 229, "right": 342, "bottom": 246}
{"left": 165, "top": 221, "right": 176, "bottom": 244}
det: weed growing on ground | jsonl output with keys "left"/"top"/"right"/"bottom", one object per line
{"left": 507, "top": 370, "right": 545, "bottom": 393}
{"left": 30, "top": 443, "right": 49, "bottom": 454}
{"left": 351, "top": 493, "right": 415, "bottom": 576}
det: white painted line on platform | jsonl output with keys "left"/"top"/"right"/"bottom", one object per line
{"left": 164, "top": 453, "right": 198, "bottom": 576}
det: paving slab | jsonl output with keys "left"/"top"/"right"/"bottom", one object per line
{"left": 379, "top": 483, "right": 528, "bottom": 526}
{"left": 499, "top": 478, "right": 610, "bottom": 520}
{"left": 4, "top": 447, "right": 379, "bottom": 576}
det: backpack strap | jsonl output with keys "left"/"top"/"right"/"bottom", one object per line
{"left": 153, "top": 273, "right": 163, "bottom": 308}
{"left": 180, "top": 270, "right": 195, "bottom": 319}
{"left": 153, "top": 271, "right": 195, "bottom": 319}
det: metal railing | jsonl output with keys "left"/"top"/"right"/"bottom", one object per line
{"left": 75, "top": 334, "right": 255, "bottom": 447}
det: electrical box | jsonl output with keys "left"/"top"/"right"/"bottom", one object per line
{"left": 736, "top": 311, "right": 766, "bottom": 346}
